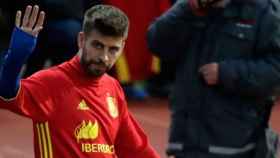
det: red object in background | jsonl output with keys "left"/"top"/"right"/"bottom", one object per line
{"left": 104, "top": 0, "right": 171, "bottom": 83}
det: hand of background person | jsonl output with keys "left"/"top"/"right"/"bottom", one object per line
{"left": 15, "top": 5, "right": 45, "bottom": 37}
{"left": 199, "top": 63, "right": 219, "bottom": 86}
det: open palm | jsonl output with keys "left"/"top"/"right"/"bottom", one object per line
{"left": 15, "top": 5, "right": 45, "bottom": 37}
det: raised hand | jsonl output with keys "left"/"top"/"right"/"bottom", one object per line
{"left": 199, "top": 63, "right": 219, "bottom": 86}
{"left": 15, "top": 5, "right": 45, "bottom": 37}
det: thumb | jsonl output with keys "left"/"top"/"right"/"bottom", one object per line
{"left": 32, "top": 26, "right": 43, "bottom": 37}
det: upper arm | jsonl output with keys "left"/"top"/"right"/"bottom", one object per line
{"left": 218, "top": 1, "right": 280, "bottom": 97}
{"left": 147, "top": 0, "right": 194, "bottom": 60}
{"left": 0, "top": 70, "right": 55, "bottom": 121}
{"left": 256, "top": 0, "right": 280, "bottom": 53}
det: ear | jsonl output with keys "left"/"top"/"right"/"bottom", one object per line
{"left": 78, "top": 31, "right": 85, "bottom": 49}
{"left": 117, "top": 40, "right": 126, "bottom": 55}
{"left": 121, "top": 39, "right": 126, "bottom": 49}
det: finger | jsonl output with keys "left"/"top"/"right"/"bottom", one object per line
{"left": 28, "top": 5, "right": 39, "bottom": 28}
{"left": 204, "top": 76, "right": 212, "bottom": 85}
{"left": 15, "top": 11, "right": 22, "bottom": 27}
{"left": 198, "top": 65, "right": 207, "bottom": 73}
{"left": 206, "top": 74, "right": 218, "bottom": 85}
{"left": 32, "top": 26, "right": 43, "bottom": 37}
{"left": 168, "top": 156, "right": 176, "bottom": 158}
{"left": 207, "top": 79, "right": 216, "bottom": 85}
{"left": 203, "top": 71, "right": 210, "bottom": 77}
{"left": 22, "top": 5, "right": 32, "bottom": 28}
{"left": 34, "top": 11, "right": 45, "bottom": 30}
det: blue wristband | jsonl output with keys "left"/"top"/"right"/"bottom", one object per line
{"left": 0, "top": 27, "right": 37, "bottom": 98}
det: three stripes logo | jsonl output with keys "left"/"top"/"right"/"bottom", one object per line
{"left": 36, "top": 122, "right": 53, "bottom": 158}
{"left": 77, "top": 100, "right": 90, "bottom": 111}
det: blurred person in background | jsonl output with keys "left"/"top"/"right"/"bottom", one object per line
{"left": 147, "top": 0, "right": 179, "bottom": 98}
{"left": 148, "top": 0, "right": 280, "bottom": 158}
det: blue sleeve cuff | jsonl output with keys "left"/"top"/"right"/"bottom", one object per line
{"left": 0, "top": 27, "right": 37, "bottom": 98}
{"left": 9, "top": 27, "right": 37, "bottom": 60}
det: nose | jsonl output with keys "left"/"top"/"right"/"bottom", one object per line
{"left": 100, "top": 51, "right": 109, "bottom": 63}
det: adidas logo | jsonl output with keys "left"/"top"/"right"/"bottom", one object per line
{"left": 78, "top": 100, "right": 90, "bottom": 110}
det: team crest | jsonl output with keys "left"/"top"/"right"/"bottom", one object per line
{"left": 106, "top": 94, "right": 119, "bottom": 118}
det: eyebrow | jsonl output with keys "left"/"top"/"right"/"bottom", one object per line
{"left": 92, "top": 40, "right": 121, "bottom": 49}
{"left": 91, "top": 40, "right": 104, "bottom": 46}
{"left": 109, "top": 46, "right": 120, "bottom": 50}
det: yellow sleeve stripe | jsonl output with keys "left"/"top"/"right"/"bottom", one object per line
{"left": 40, "top": 123, "right": 48, "bottom": 158}
{"left": 36, "top": 122, "right": 53, "bottom": 158}
{"left": 36, "top": 124, "right": 44, "bottom": 158}
{"left": 45, "top": 122, "right": 53, "bottom": 158}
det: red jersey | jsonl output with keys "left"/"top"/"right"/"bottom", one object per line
{"left": 0, "top": 56, "right": 160, "bottom": 158}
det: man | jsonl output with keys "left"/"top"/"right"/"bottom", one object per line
{"left": 147, "top": 0, "right": 280, "bottom": 158}
{"left": 0, "top": 5, "right": 160, "bottom": 158}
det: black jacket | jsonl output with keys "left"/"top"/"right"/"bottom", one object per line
{"left": 148, "top": 0, "right": 280, "bottom": 157}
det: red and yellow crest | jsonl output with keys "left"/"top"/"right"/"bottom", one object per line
{"left": 106, "top": 94, "right": 119, "bottom": 118}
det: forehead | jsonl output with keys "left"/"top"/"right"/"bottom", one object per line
{"left": 85, "top": 30, "right": 125, "bottom": 47}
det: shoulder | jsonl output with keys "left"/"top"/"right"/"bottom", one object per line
{"left": 269, "top": 0, "right": 280, "bottom": 18}
{"left": 251, "top": 0, "right": 280, "bottom": 33}
{"left": 101, "top": 74, "right": 123, "bottom": 91}
{"left": 24, "top": 66, "right": 66, "bottom": 86}
{"left": 101, "top": 74, "right": 126, "bottom": 99}
{"left": 255, "top": 0, "right": 280, "bottom": 17}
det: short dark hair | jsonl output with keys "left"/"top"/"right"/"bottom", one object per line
{"left": 83, "top": 5, "right": 129, "bottom": 38}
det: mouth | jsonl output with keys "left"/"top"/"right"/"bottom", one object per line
{"left": 89, "top": 63, "right": 107, "bottom": 71}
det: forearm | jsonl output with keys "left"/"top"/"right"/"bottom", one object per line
{"left": 0, "top": 27, "right": 37, "bottom": 98}
{"left": 219, "top": 55, "right": 280, "bottom": 97}
{"left": 218, "top": 0, "right": 280, "bottom": 97}
{"left": 115, "top": 112, "right": 160, "bottom": 158}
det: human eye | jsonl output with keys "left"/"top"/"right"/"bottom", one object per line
{"left": 92, "top": 41, "right": 104, "bottom": 49}
{"left": 109, "top": 47, "right": 120, "bottom": 55}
